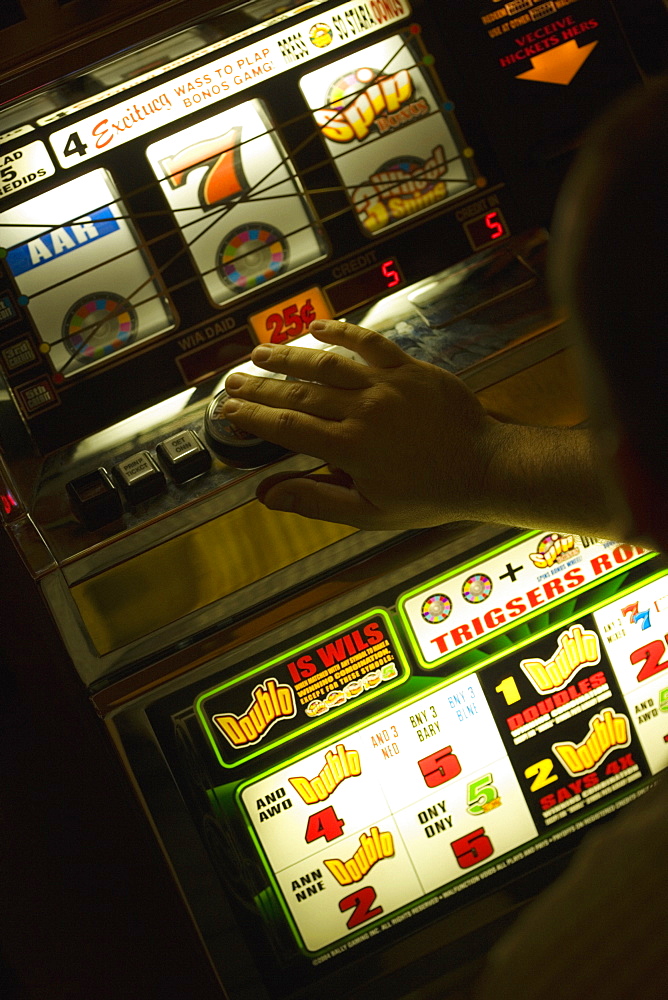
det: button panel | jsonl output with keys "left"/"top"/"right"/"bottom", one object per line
{"left": 112, "top": 451, "right": 166, "bottom": 504}
{"left": 61, "top": 335, "right": 359, "bottom": 530}
{"left": 66, "top": 468, "right": 123, "bottom": 529}
{"left": 156, "top": 429, "right": 212, "bottom": 484}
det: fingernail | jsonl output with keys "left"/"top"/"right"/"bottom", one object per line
{"left": 309, "top": 320, "right": 326, "bottom": 334}
{"left": 225, "top": 373, "right": 246, "bottom": 391}
{"left": 222, "top": 399, "right": 241, "bottom": 415}
{"left": 252, "top": 346, "right": 273, "bottom": 364}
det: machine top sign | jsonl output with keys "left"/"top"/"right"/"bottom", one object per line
{"left": 48, "top": 1, "right": 412, "bottom": 170}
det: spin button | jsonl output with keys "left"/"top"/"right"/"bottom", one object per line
{"left": 156, "top": 430, "right": 212, "bottom": 484}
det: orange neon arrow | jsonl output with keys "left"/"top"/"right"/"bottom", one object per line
{"left": 516, "top": 39, "right": 598, "bottom": 85}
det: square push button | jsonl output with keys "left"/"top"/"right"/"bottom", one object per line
{"left": 66, "top": 468, "right": 123, "bottom": 529}
{"left": 156, "top": 430, "right": 211, "bottom": 484}
{"left": 113, "top": 451, "right": 166, "bottom": 504}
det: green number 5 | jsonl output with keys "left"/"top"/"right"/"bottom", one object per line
{"left": 467, "top": 773, "right": 500, "bottom": 815}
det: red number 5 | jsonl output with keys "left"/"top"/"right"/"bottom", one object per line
{"left": 451, "top": 828, "right": 494, "bottom": 869}
{"left": 418, "top": 746, "right": 462, "bottom": 788}
{"left": 485, "top": 211, "right": 505, "bottom": 240}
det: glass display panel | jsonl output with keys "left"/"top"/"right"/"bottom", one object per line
{"left": 0, "top": 168, "right": 174, "bottom": 379}
{"left": 166, "top": 533, "right": 668, "bottom": 968}
{"left": 146, "top": 99, "right": 327, "bottom": 306}
{"left": 299, "top": 34, "right": 478, "bottom": 235}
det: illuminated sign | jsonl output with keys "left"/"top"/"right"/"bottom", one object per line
{"left": 478, "top": 3, "right": 604, "bottom": 84}
{"left": 232, "top": 567, "right": 668, "bottom": 957}
{"left": 33, "top": 3, "right": 327, "bottom": 130}
{"left": 250, "top": 287, "right": 332, "bottom": 344}
{"left": 197, "top": 609, "right": 409, "bottom": 767}
{"left": 49, "top": 1, "right": 412, "bottom": 168}
{"left": 398, "top": 532, "right": 655, "bottom": 668}
{"left": 148, "top": 533, "right": 668, "bottom": 970}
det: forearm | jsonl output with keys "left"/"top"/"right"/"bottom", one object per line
{"left": 472, "top": 421, "right": 634, "bottom": 542}
{"left": 222, "top": 321, "right": 637, "bottom": 539}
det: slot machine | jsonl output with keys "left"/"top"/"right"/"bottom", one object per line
{"left": 1, "top": 1, "right": 667, "bottom": 997}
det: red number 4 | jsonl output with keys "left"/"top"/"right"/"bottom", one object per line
{"left": 305, "top": 806, "right": 345, "bottom": 844}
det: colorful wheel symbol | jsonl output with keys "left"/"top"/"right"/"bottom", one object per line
{"left": 63, "top": 292, "right": 136, "bottom": 364}
{"left": 309, "top": 23, "right": 333, "bottom": 48}
{"left": 537, "top": 533, "right": 563, "bottom": 554}
{"left": 421, "top": 593, "right": 452, "bottom": 624}
{"left": 218, "top": 223, "right": 287, "bottom": 291}
{"left": 462, "top": 573, "right": 492, "bottom": 604}
{"left": 379, "top": 154, "right": 426, "bottom": 182}
{"left": 326, "top": 67, "right": 378, "bottom": 109}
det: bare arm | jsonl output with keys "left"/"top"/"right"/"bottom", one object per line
{"left": 222, "top": 320, "right": 632, "bottom": 539}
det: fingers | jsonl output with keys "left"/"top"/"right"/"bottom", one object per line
{"left": 247, "top": 340, "right": 371, "bottom": 389}
{"left": 256, "top": 471, "right": 381, "bottom": 529}
{"left": 245, "top": 320, "right": 409, "bottom": 384}
{"left": 222, "top": 397, "right": 347, "bottom": 466}
{"left": 306, "top": 319, "right": 410, "bottom": 369}
{"left": 225, "top": 370, "right": 350, "bottom": 421}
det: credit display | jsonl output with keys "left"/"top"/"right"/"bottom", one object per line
{"left": 463, "top": 208, "right": 509, "bottom": 250}
{"left": 197, "top": 609, "right": 409, "bottom": 768}
{"left": 178, "top": 531, "right": 668, "bottom": 969}
{"left": 324, "top": 257, "right": 403, "bottom": 314}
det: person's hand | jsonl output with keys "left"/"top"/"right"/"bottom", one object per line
{"left": 222, "top": 319, "right": 496, "bottom": 529}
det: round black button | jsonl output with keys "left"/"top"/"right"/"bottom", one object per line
{"left": 204, "top": 390, "right": 288, "bottom": 468}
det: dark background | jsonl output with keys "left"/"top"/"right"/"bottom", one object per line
{"left": 1, "top": 2, "right": 666, "bottom": 996}
{"left": 0, "top": 528, "right": 222, "bottom": 999}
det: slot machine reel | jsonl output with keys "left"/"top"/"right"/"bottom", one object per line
{"left": 204, "top": 333, "right": 365, "bottom": 468}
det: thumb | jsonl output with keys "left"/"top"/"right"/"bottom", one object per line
{"left": 259, "top": 474, "right": 378, "bottom": 528}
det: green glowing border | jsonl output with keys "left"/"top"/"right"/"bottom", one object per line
{"left": 397, "top": 532, "right": 658, "bottom": 670}
{"left": 233, "top": 563, "right": 668, "bottom": 958}
{"left": 195, "top": 607, "right": 409, "bottom": 769}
